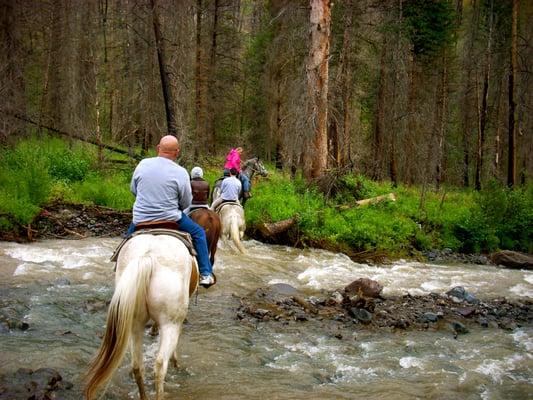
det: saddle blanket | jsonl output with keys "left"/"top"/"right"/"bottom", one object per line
{"left": 214, "top": 201, "right": 241, "bottom": 213}
{"left": 110, "top": 228, "right": 196, "bottom": 262}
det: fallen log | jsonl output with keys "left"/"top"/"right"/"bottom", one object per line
{"left": 355, "top": 193, "right": 396, "bottom": 207}
{"left": 258, "top": 217, "right": 297, "bottom": 238}
{"left": 11, "top": 113, "right": 142, "bottom": 160}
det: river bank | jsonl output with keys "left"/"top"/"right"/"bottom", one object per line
{"left": 237, "top": 283, "right": 532, "bottom": 337}
{"left": 0, "top": 201, "right": 500, "bottom": 267}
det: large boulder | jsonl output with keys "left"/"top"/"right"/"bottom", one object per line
{"left": 344, "top": 278, "right": 383, "bottom": 299}
{"left": 491, "top": 250, "right": 533, "bottom": 270}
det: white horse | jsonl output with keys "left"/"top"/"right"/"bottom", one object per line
{"left": 85, "top": 233, "right": 198, "bottom": 400}
{"left": 217, "top": 203, "right": 246, "bottom": 254}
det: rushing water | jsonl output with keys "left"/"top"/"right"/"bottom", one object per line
{"left": 0, "top": 238, "right": 532, "bottom": 399}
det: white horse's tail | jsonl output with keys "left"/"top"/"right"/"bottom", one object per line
{"left": 229, "top": 214, "right": 246, "bottom": 254}
{"left": 85, "top": 256, "right": 153, "bottom": 400}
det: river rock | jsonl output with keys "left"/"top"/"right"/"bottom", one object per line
{"left": 419, "top": 312, "right": 440, "bottom": 323}
{"left": 344, "top": 278, "right": 383, "bottom": 299}
{"left": 269, "top": 283, "right": 300, "bottom": 296}
{"left": 450, "top": 321, "right": 469, "bottom": 335}
{"left": 456, "top": 307, "right": 476, "bottom": 317}
{"left": 349, "top": 308, "right": 373, "bottom": 324}
{"left": 0, "top": 367, "right": 72, "bottom": 400}
{"left": 490, "top": 250, "right": 533, "bottom": 270}
{"left": 237, "top": 286, "right": 532, "bottom": 334}
{"left": 446, "top": 286, "right": 478, "bottom": 304}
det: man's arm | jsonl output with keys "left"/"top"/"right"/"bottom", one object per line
{"left": 177, "top": 171, "right": 193, "bottom": 211}
{"left": 130, "top": 165, "right": 141, "bottom": 196}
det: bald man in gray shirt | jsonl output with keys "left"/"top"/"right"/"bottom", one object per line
{"left": 129, "top": 135, "right": 215, "bottom": 287}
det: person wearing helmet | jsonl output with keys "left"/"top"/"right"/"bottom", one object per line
{"left": 184, "top": 166, "right": 210, "bottom": 214}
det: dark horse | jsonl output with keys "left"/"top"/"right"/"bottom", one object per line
{"left": 189, "top": 208, "right": 221, "bottom": 265}
{"left": 213, "top": 157, "right": 268, "bottom": 206}
{"left": 240, "top": 157, "right": 268, "bottom": 185}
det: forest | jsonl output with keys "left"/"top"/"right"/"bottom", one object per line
{"left": 1, "top": 0, "right": 531, "bottom": 187}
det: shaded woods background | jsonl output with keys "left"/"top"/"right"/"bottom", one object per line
{"left": 1, "top": 0, "right": 531, "bottom": 187}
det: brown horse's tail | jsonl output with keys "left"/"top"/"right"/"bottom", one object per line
{"left": 84, "top": 256, "right": 152, "bottom": 400}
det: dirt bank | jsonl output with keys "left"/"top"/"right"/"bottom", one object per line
{"left": 0, "top": 201, "right": 132, "bottom": 242}
{"left": 0, "top": 202, "right": 494, "bottom": 267}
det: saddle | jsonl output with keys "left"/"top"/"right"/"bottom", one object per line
{"left": 110, "top": 222, "right": 199, "bottom": 297}
{"left": 187, "top": 205, "right": 209, "bottom": 216}
{"left": 214, "top": 201, "right": 241, "bottom": 214}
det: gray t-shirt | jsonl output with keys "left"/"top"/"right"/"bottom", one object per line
{"left": 220, "top": 176, "right": 242, "bottom": 201}
{"left": 131, "top": 156, "right": 192, "bottom": 224}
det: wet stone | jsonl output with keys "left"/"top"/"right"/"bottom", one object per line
{"left": 0, "top": 367, "right": 72, "bottom": 400}
{"left": 236, "top": 286, "right": 532, "bottom": 334}
{"left": 349, "top": 308, "right": 373, "bottom": 324}
{"left": 457, "top": 307, "right": 476, "bottom": 317}
{"left": 446, "top": 286, "right": 478, "bottom": 304}
{"left": 419, "top": 312, "right": 440, "bottom": 323}
{"left": 450, "top": 321, "right": 469, "bottom": 335}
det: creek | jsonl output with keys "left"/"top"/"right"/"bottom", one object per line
{"left": 0, "top": 238, "right": 531, "bottom": 399}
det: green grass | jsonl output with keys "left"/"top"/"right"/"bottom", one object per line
{"left": 245, "top": 169, "right": 532, "bottom": 256}
{"left": 1, "top": 137, "right": 531, "bottom": 256}
{"left": 0, "top": 136, "right": 135, "bottom": 228}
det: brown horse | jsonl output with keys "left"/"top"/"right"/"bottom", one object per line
{"left": 189, "top": 208, "right": 221, "bottom": 265}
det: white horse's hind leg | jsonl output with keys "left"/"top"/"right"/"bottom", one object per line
{"left": 154, "top": 323, "right": 182, "bottom": 400}
{"left": 131, "top": 319, "right": 148, "bottom": 400}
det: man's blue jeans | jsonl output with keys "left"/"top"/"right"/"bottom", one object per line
{"left": 125, "top": 214, "right": 213, "bottom": 277}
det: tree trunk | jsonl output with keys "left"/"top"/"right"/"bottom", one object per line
{"left": 435, "top": 55, "right": 449, "bottom": 189}
{"left": 206, "top": 0, "right": 220, "bottom": 154}
{"left": 475, "top": 0, "right": 493, "bottom": 191}
{"left": 150, "top": 0, "right": 177, "bottom": 137}
{"left": 304, "top": 0, "right": 331, "bottom": 181}
{"left": 405, "top": 54, "right": 419, "bottom": 184}
{"left": 195, "top": 0, "right": 207, "bottom": 156}
{"left": 507, "top": 0, "right": 519, "bottom": 188}
{"left": 373, "top": 42, "right": 387, "bottom": 180}
{"left": 258, "top": 217, "right": 297, "bottom": 238}
{"left": 336, "top": 0, "right": 353, "bottom": 169}
{"left": 460, "top": 0, "right": 479, "bottom": 188}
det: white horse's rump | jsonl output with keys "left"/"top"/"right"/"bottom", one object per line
{"left": 85, "top": 234, "right": 197, "bottom": 400}
{"left": 218, "top": 204, "right": 246, "bottom": 253}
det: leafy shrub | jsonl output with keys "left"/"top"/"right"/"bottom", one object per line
{"left": 469, "top": 183, "right": 532, "bottom": 252}
{"left": 0, "top": 141, "right": 52, "bottom": 224}
{"left": 71, "top": 172, "right": 133, "bottom": 210}
{"left": 48, "top": 150, "right": 90, "bottom": 182}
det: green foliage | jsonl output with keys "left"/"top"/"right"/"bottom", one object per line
{"left": 239, "top": 19, "right": 275, "bottom": 156}
{"left": 0, "top": 137, "right": 133, "bottom": 227}
{"left": 0, "top": 140, "right": 53, "bottom": 224}
{"left": 1, "top": 137, "right": 530, "bottom": 259}
{"left": 455, "top": 183, "right": 533, "bottom": 253}
{"left": 246, "top": 172, "right": 323, "bottom": 226}
{"left": 69, "top": 172, "right": 133, "bottom": 210}
{"left": 333, "top": 174, "right": 392, "bottom": 202}
{"left": 246, "top": 170, "right": 532, "bottom": 256}
{"left": 47, "top": 147, "right": 91, "bottom": 182}
{"left": 403, "top": 0, "right": 457, "bottom": 58}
